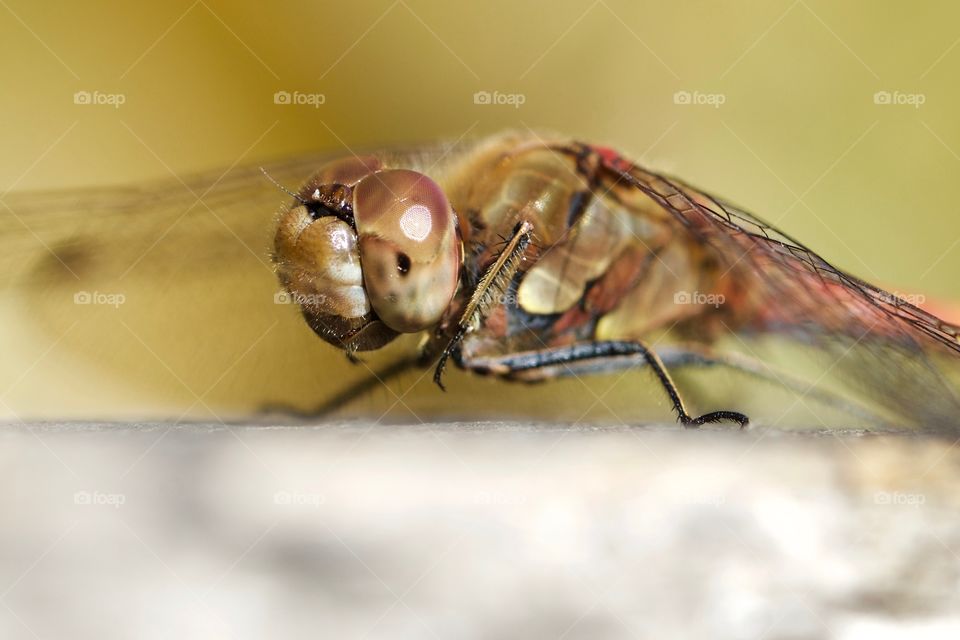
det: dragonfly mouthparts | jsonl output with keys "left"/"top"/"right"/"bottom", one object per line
{"left": 305, "top": 184, "right": 355, "bottom": 227}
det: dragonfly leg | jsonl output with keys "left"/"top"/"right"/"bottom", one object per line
{"left": 258, "top": 352, "right": 427, "bottom": 418}
{"left": 621, "top": 341, "right": 749, "bottom": 428}
{"left": 465, "top": 340, "right": 749, "bottom": 428}
{"left": 661, "top": 343, "right": 896, "bottom": 427}
{"left": 433, "top": 220, "right": 535, "bottom": 390}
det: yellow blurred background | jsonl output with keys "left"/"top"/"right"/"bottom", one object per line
{"left": 2, "top": 0, "right": 960, "bottom": 423}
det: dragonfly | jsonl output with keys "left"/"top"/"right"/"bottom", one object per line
{"left": 2, "top": 132, "right": 958, "bottom": 428}
{"left": 270, "top": 132, "right": 960, "bottom": 430}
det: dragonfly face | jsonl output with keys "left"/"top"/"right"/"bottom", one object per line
{"left": 274, "top": 156, "right": 462, "bottom": 352}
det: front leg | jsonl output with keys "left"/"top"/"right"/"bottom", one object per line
{"left": 433, "top": 220, "right": 535, "bottom": 390}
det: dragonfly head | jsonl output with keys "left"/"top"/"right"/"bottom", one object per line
{"left": 274, "top": 156, "right": 462, "bottom": 351}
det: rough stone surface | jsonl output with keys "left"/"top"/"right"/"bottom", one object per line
{"left": 2, "top": 422, "right": 959, "bottom": 639}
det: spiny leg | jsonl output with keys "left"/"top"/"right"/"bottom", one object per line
{"left": 258, "top": 352, "right": 426, "bottom": 419}
{"left": 281, "top": 340, "right": 888, "bottom": 426}
{"left": 635, "top": 341, "right": 750, "bottom": 428}
{"left": 434, "top": 220, "right": 535, "bottom": 390}
{"left": 660, "top": 343, "right": 895, "bottom": 428}
{"left": 476, "top": 340, "right": 750, "bottom": 428}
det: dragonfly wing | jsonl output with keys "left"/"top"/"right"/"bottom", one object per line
{"left": 0, "top": 153, "right": 331, "bottom": 289}
{"left": 592, "top": 149, "right": 960, "bottom": 429}
{"left": 0, "top": 141, "right": 463, "bottom": 289}
{"left": 0, "top": 143, "right": 459, "bottom": 417}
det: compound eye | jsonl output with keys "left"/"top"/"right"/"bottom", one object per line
{"left": 296, "top": 155, "right": 384, "bottom": 203}
{"left": 353, "top": 169, "right": 461, "bottom": 333}
{"left": 317, "top": 155, "right": 383, "bottom": 186}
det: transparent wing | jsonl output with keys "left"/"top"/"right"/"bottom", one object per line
{"left": 0, "top": 153, "right": 335, "bottom": 289}
{"left": 594, "top": 149, "right": 960, "bottom": 429}
{"left": 0, "top": 153, "right": 343, "bottom": 418}
{"left": 0, "top": 145, "right": 468, "bottom": 419}
{"left": 0, "top": 139, "right": 463, "bottom": 289}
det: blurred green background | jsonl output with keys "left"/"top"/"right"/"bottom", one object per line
{"left": 2, "top": 0, "right": 959, "bottom": 423}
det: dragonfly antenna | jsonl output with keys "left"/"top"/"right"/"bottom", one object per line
{"left": 260, "top": 167, "right": 308, "bottom": 205}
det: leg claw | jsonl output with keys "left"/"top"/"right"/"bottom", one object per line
{"left": 682, "top": 410, "right": 750, "bottom": 429}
